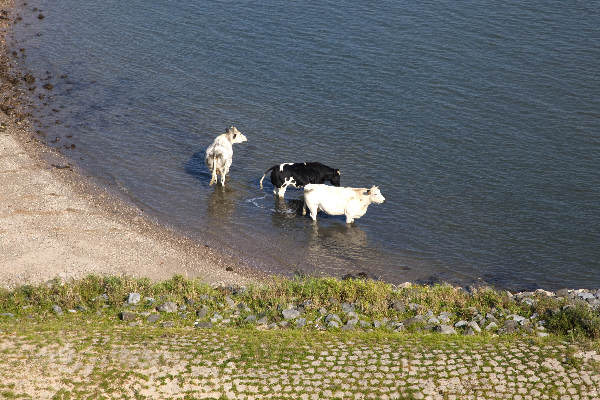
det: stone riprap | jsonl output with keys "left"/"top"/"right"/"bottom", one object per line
{"left": 0, "top": 329, "right": 598, "bottom": 399}
{"left": 45, "top": 285, "right": 596, "bottom": 338}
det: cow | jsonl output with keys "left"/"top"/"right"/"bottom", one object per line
{"left": 302, "top": 184, "right": 385, "bottom": 224}
{"left": 205, "top": 126, "right": 247, "bottom": 186}
{"left": 259, "top": 162, "right": 341, "bottom": 198}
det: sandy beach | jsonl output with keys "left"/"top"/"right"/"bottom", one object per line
{"left": 0, "top": 0, "right": 259, "bottom": 288}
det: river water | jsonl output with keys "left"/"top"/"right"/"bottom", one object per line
{"left": 11, "top": 0, "right": 600, "bottom": 289}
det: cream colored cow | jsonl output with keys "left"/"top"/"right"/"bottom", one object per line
{"left": 205, "top": 126, "right": 247, "bottom": 186}
{"left": 302, "top": 184, "right": 385, "bottom": 224}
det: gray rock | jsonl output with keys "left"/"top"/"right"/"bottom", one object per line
{"left": 403, "top": 315, "right": 425, "bottom": 327}
{"left": 120, "top": 311, "right": 137, "bottom": 321}
{"left": 464, "top": 327, "right": 475, "bottom": 336}
{"left": 595, "top": 289, "right": 600, "bottom": 299}
{"left": 296, "top": 318, "right": 306, "bottom": 328}
{"left": 257, "top": 316, "right": 268, "bottom": 325}
{"left": 394, "top": 322, "right": 405, "bottom": 331}
{"left": 161, "top": 321, "right": 175, "bottom": 328}
{"left": 467, "top": 321, "right": 481, "bottom": 333}
{"left": 211, "top": 313, "right": 223, "bottom": 323}
{"left": 157, "top": 302, "right": 177, "bottom": 313}
{"left": 373, "top": 320, "right": 383, "bottom": 328}
{"left": 342, "top": 324, "right": 355, "bottom": 331}
{"left": 282, "top": 308, "right": 301, "bottom": 320}
{"left": 509, "top": 314, "right": 526, "bottom": 324}
{"left": 127, "top": 293, "right": 141, "bottom": 305}
{"left": 438, "top": 325, "right": 456, "bottom": 334}
{"left": 225, "top": 297, "right": 236, "bottom": 308}
{"left": 147, "top": 314, "right": 160, "bottom": 323}
{"left": 347, "top": 318, "right": 359, "bottom": 326}
{"left": 268, "top": 323, "right": 278, "bottom": 329}
{"left": 555, "top": 288, "right": 570, "bottom": 297}
{"left": 325, "top": 314, "right": 341, "bottom": 324}
{"left": 454, "top": 320, "right": 468, "bottom": 328}
{"left": 244, "top": 315, "right": 257, "bottom": 323}
{"left": 485, "top": 321, "right": 498, "bottom": 330}
{"left": 52, "top": 305, "right": 63, "bottom": 315}
{"left": 408, "top": 303, "right": 423, "bottom": 312}
{"left": 537, "top": 331, "right": 549, "bottom": 337}
{"left": 391, "top": 300, "right": 405, "bottom": 313}
{"left": 346, "top": 311, "right": 358, "bottom": 320}
{"left": 522, "top": 298, "right": 535, "bottom": 307}
{"left": 341, "top": 302, "right": 355, "bottom": 313}
{"left": 579, "top": 292, "right": 596, "bottom": 301}
{"left": 196, "top": 307, "right": 209, "bottom": 319}
{"left": 327, "top": 320, "right": 340, "bottom": 328}
{"left": 319, "top": 307, "right": 328, "bottom": 316}
{"left": 438, "top": 312, "right": 451, "bottom": 323}
{"left": 486, "top": 313, "right": 498, "bottom": 323}
{"left": 428, "top": 316, "right": 440, "bottom": 324}
{"left": 279, "top": 320, "right": 289, "bottom": 328}
{"left": 359, "top": 320, "right": 371, "bottom": 328}
{"left": 589, "top": 299, "right": 600, "bottom": 309}
{"left": 196, "top": 321, "right": 212, "bottom": 329}
{"left": 502, "top": 319, "right": 519, "bottom": 333}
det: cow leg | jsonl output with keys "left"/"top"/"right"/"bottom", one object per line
{"left": 308, "top": 205, "right": 318, "bottom": 221}
{"left": 220, "top": 173, "right": 226, "bottom": 186}
{"left": 209, "top": 159, "right": 217, "bottom": 186}
{"left": 277, "top": 185, "right": 287, "bottom": 198}
{"left": 302, "top": 202, "right": 307, "bottom": 216}
{"left": 345, "top": 216, "right": 354, "bottom": 224}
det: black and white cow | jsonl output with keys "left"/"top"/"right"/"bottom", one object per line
{"left": 259, "top": 162, "right": 341, "bottom": 198}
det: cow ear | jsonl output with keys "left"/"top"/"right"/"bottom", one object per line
{"left": 337, "top": 170, "right": 341, "bottom": 175}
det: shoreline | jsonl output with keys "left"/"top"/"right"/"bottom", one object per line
{"left": 0, "top": 0, "right": 265, "bottom": 288}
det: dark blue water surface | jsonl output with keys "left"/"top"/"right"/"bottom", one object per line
{"left": 12, "top": 0, "right": 600, "bottom": 289}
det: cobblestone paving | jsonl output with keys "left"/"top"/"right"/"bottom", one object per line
{"left": 0, "top": 330, "right": 599, "bottom": 399}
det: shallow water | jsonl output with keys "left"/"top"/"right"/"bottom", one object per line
{"left": 11, "top": 0, "right": 600, "bottom": 289}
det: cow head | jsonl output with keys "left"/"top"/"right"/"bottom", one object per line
{"left": 367, "top": 186, "right": 385, "bottom": 204}
{"left": 226, "top": 126, "right": 247, "bottom": 144}
{"left": 330, "top": 169, "right": 341, "bottom": 186}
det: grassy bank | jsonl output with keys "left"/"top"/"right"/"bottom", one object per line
{"left": 1, "top": 275, "right": 600, "bottom": 341}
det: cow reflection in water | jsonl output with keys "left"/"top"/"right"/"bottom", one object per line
{"left": 207, "top": 185, "right": 243, "bottom": 222}
{"left": 308, "top": 222, "right": 369, "bottom": 253}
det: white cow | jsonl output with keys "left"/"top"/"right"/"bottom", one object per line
{"left": 302, "top": 184, "right": 385, "bottom": 224}
{"left": 205, "top": 126, "right": 247, "bottom": 186}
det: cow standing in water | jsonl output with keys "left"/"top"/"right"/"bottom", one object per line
{"left": 302, "top": 184, "right": 385, "bottom": 224}
{"left": 259, "top": 162, "right": 341, "bottom": 198}
{"left": 205, "top": 126, "right": 247, "bottom": 186}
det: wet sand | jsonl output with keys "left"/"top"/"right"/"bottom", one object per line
{"left": 0, "top": 0, "right": 261, "bottom": 288}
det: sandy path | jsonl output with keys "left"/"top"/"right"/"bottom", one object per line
{"left": 0, "top": 0, "right": 259, "bottom": 288}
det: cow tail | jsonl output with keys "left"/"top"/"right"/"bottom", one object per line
{"left": 259, "top": 166, "right": 275, "bottom": 189}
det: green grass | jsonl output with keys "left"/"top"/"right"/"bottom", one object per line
{"left": 1, "top": 274, "right": 600, "bottom": 342}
